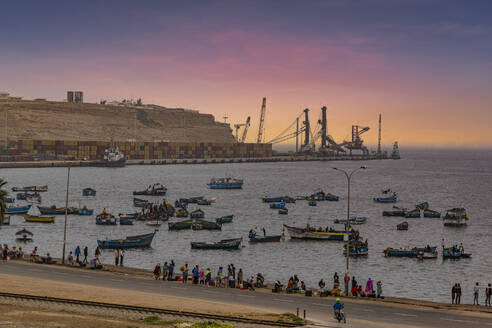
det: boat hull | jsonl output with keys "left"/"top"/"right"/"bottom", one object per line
{"left": 7, "top": 205, "right": 32, "bottom": 215}
{"left": 24, "top": 215, "right": 55, "bottom": 223}
{"left": 284, "top": 225, "right": 351, "bottom": 241}
{"left": 249, "top": 235, "right": 282, "bottom": 242}
{"left": 373, "top": 197, "right": 397, "bottom": 203}
{"left": 97, "top": 231, "right": 156, "bottom": 249}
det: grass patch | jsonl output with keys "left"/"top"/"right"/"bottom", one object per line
{"left": 275, "top": 313, "right": 305, "bottom": 325}
{"left": 140, "top": 317, "right": 234, "bottom": 328}
{"left": 140, "top": 316, "right": 177, "bottom": 326}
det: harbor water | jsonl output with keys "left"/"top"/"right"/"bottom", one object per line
{"left": 1, "top": 148, "right": 491, "bottom": 304}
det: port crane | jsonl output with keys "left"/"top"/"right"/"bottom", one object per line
{"left": 234, "top": 116, "right": 251, "bottom": 143}
{"left": 256, "top": 97, "right": 266, "bottom": 143}
{"left": 340, "top": 125, "right": 370, "bottom": 155}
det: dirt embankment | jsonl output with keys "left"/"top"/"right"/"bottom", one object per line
{"left": 0, "top": 100, "right": 234, "bottom": 143}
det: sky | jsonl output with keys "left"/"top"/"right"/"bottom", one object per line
{"left": 1, "top": 0, "right": 492, "bottom": 148}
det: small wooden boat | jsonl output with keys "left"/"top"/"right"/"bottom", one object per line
{"left": 24, "top": 214, "right": 55, "bottom": 223}
{"left": 7, "top": 205, "right": 32, "bottom": 215}
{"left": 282, "top": 197, "right": 296, "bottom": 203}
{"left": 405, "top": 209, "right": 421, "bottom": 218}
{"left": 325, "top": 193, "right": 339, "bottom": 201}
{"left": 191, "top": 238, "right": 242, "bottom": 250}
{"left": 12, "top": 185, "right": 48, "bottom": 192}
{"left": 207, "top": 177, "right": 243, "bottom": 189}
{"left": 169, "top": 218, "right": 221, "bottom": 231}
{"left": 119, "top": 212, "right": 138, "bottom": 220}
{"left": 418, "top": 249, "right": 438, "bottom": 259}
{"left": 133, "top": 183, "right": 167, "bottom": 196}
{"left": 197, "top": 199, "right": 212, "bottom": 205}
{"left": 423, "top": 209, "right": 441, "bottom": 218}
{"left": 17, "top": 192, "right": 28, "bottom": 200}
{"left": 278, "top": 208, "right": 288, "bottom": 215}
{"left": 249, "top": 233, "right": 282, "bottom": 243}
{"left": 263, "top": 197, "right": 283, "bottom": 203}
{"left": 270, "top": 202, "right": 286, "bottom": 209}
{"left": 442, "top": 247, "right": 472, "bottom": 259}
{"left": 443, "top": 208, "right": 468, "bottom": 227}
{"left": 95, "top": 213, "right": 117, "bottom": 225}
{"left": 82, "top": 188, "right": 96, "bottom": 196}
{"left": 97, "top": 230, "right": 157, "bottom": 249}
{"left": 38, "top": 206, "right": 77, "bottom": 215}
{"left": 373, "top": 196, "right": 397, "bottom": 203}
{"left": 384, "top": 246, "right": 437, "bottom": 257}
{"left": 283, "top": 224, "right": 353, "bottom": 241}
{"left": 16, "top": 228, "right": 33, "bottom": 241}
{"left": 383, "top": 206, "right": 407, "bottom": 217}
{"left": 397, "top": 221, "right": 408, "bottom": 230}
{"left": 308, "top": 201, "right": 317, "bottom": 206}
{"left": 190, "top": 209, "right": 205, "bottom": 219}
{"left": 26, "top": 193, "right": 42, "bottom": 204}
{"left": 416, "top": 202, "right": 429, "bottom": 210}
{"left": 334, "top": 217, "right": 368, "bottom": 225}
{"left": 215, "top": 215, "right": 233, "bottom": 224}
{"left": 176, "top": 208, "right": 189, "bottom": 218}
{"left": 145, "top": 220, "right": 162, "bottom": 226}
{"left": 133, "top": 197, "right": 149, "bottom": 208}
{"left": 343, "top": 242, "right": 369, "bottom": 257}
{"left": 119, "top": 218, "right": 134, "bottom": 225}
{"left": 78, "top": 207, "right": 94, "bottom": 215}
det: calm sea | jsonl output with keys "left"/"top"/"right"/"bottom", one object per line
{"left": 1, "top": 148, "right": 491, "bottom": 303}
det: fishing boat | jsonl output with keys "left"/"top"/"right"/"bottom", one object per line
{"left": 190, "top": 209, "right": 205, "bottom": 219}
{"left": 283, "top": 224, "right": 353, "bottom": 241}
{"left": 133, "top": 183, "right": 167, "bottom": 196}
{"left": 443, "top": 208, "right": 468, "bottom": 227}
{"left": 85, "top": 145, "right": 126, "bottom": 167}
{"left": 215, "top": 215, "right": 233, "bottom": 224}
{"left": 270, "top": 202, "right": 286, "bottom": 209}
{"left": 325, "top": 193, "right": 339, "bottom": 201}
{"left": 197, "top": 199, "right": 212, "bottom": 206}
{"left": 282, "top": 197, "right": 296, "bottom": 203}
{"left": 12, "top": 185, "right": 48, "bottom": 192}
{"left": 383, "top": 206, "right": 407, "bottom": 217}
{"left": 82, "top": 188, "right": 96, "bottom": 196}
{"left": 5, "top": 197, "right": 14, "bottom": 203}
{"left": 133, "top": 197, "right": 149, "bottom": 208}
{"left": 309, "top": 190, "right": 327, "bottom": 201}
{"left": 343, "top": 240, "right": 369, "bottom": 257}
{"left": 423, "top": 209, "right": 441, "bottom": 218}
{"left": 97, "top": 230, "right": 157, "bottom": 249}
{"left": 278, "top": 208, "right": 288, "bottom": 215}
{"left": 405, "top": 208, "right": 421, "bottom": 218}
{"left": 373, "top": 194, "right": 398, "bottom": 203}
{"left": 249, "top": 232, "right": 282, "bottom": 243}
{"left": 15, "top": 229, "right": 33, "bottom": 242}
{"left": 16, "top": 192, "right": 28, "bottom": 200}
{"left": 176, "top": 208, "right": 189, "bottom": 218}
{"left": 416, "top": 202, "right": 429, "bottom": 210}
{"left": 26, "top": 193, "right": 42, "bottom": 204}
{"left": 442, "top": 247, "right": 472, "bottom": 260}
{"left": 417, "top": 248, "right": 438, "bottom": 259}
{"left": 334, "top": 217, "right": 368, "bottom": 225}
{"left": 263, "top": 197, "right": 284, "bottom": 203}
{"left": 38, "top": 206, "right": 77, "bottom": 215}
{"left": 24, "top": 214, "right": 55, "bottom": 223}
{"left": 145, "top": 220, "right": 162, "bottom": 226}
{"left": 7, "top": 205, "right": 32, "bottom": 215}
{"left": 383, "top": 246, "right": 437, "bottom": 257}
{"left": 95, "top": 213, "right": 117, "bottom": 225}
{"left": 169, "top": 218, "right": 221, "bottom": 231}
{"left": 397, "top": 221, "right": 408, "bottom": 230}
{"left": 191, "top": 238, "right": 242, "bottom": 250}
{"left": 78, "top": 207, "right": 94, "bottom": 215}
{"left": 207, "top": 177, "right": 243, "bottom": 189}
{"left": 119, "top": 218, "right": 134, "bottom": 225}
{"left": 119, "top": 212, "right": 138, "bottom": 220}
{"left": 308, "top": 201, "right": 317, "bottom": 206}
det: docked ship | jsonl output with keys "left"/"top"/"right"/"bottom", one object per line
{"left": 85, "top": 145, "right": 126, "bottom": 168}
{"left": 443, "top": 208, "right": 468, "bottom": 227}
{"left": 207, "top": 177, "right": 243, "bottom": 189}
{"left": 391, "top": 141, "right": 400, "bottom": 160}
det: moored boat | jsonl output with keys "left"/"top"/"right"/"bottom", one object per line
{"left": 86, "top": 145, "right": 126, "bottom": 167}
{"left": 97, "top": 230, "right": 157, "bottom": 249}
{"left": 38, "top": 206, "right": 77, "bottom": 215}
{"left": 308, "top": 201, "right": 317, "bottom": 206}
{"left": 169, "top": 218, "right": 221, "bottom": 231}
{"left": 24, "top": 214, "right": 55, "bottom": 223}
{"left": 383, "top": 206, "right": 407, "bottom": 217}
{"left": 334, "top": 217, "right": 368, "bottom": 225}
{"left": 207, "top": 177, "right": 243, "bottom": 189}
{"left": 443, "top": 208, "right": 468, "bottom": 227}
{"left": 373, "top": 195, "right": 398, "bottom": 203}
{"left": 133, "top": 197, "right": 149, "bottom": 208}
{"left": 7, "top": 204, "right": 32, "bottom": 215}
{"left": 16, "top": 228, "right": 33, "bottom": 241}
{"left": 95, "top": 213, "right": 117, "bottom": 225}
{"left": 191, "top": 238, "right": 242, "bottom": 250}
{"left": 270, "top": 202, "right": 286, "bottom": 209}
{"left": 12, "top": 185, "right": 48, "bottom": 192}
{"left": 190, "top": 209, "right": 205, "bottom": 219}
{"left": 82, "top": 188, "right": 97, "bottom": 196}
{"left": 278, "top": 208, "right": 288, "bottom": 215}
{"left": 442, "top": 247, "right": 472, "bottom": 259}
{"left": 384, "top": 246, "right": 437, "bottom": 257}
{"left": 423, "top": 209, "right": 441, "bottom": 218}
{"left": 145, "top": 220, "right": 162, "bottom": 226}
{"left": 416, "top": 202, "right": 429, "bottom": 210}
{"left": 397, "top": 221, "right": 408, "bottom": 230}
{"left": 343, "top": 240, "right": 369, "bottom": 257}
{"left": 249, "top": 231, "right": 282, "bottom": 242}
{"left": 133, "top": 183, "right": 167, "bottom": 196}
{"left": 325, "top": 193, "right": 339, "bottom": 201}
{"left": 215, "top": 215, "right": 233, "bottom": 224}
{"left": 283, "top": 224, "right": 353, "bottom": 241}
{"left": 405, "top": 208, "right": 421, "bottom": 218}
{"left": 78, "top": 207, "right": 94, "bottom": 215}
{"left": 119, "top": 218, "right": 134, "bottom": 225}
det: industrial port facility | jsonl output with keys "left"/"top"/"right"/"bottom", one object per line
{"left": 0, "top": 91, "right": 399, "bottom": 163}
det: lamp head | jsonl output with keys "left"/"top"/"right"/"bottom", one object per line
{"left": 360, "top": 166, "right": 367, "bottom": 169}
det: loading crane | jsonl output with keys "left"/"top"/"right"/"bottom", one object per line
{"left": 256, "top": 97, "right": 266, "bottom": 143}
{"left": 234, "top": 116, "right": 251, "bottom": 143}
{"left": 340, "top": 125, "right": 370, "bottom": 155}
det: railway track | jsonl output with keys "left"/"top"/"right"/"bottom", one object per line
{"left": 0, "top": 292, "right": 303, "bottom": 327}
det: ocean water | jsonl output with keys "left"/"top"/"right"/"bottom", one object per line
{"left": 1, "top": 148, "right": 491, "bottom": 304}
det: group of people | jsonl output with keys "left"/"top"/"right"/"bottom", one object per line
{"left": 454, "top": 282, "right": 492, "bottom": 306}
{"left": 141, "top": 202, "right": 173, "bottom": 219}
{"left": 347, "top": 275, "right": 383, "bottom": 298}
{"left": 1, "top": 245, "right": 24, "bottom": 260}
{"left": 152, "top": 261, "right": 263, "bottom": 290}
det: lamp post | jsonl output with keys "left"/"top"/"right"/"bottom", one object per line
{"left": 62, "top": 166, "right": 71, "bottom": 264}
{"left": 333, "top": 166, "right": 367, "bottom": 296}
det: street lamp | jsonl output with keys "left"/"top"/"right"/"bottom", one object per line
{"left": 333, "top": 165, "right": 367, "bottom": 296}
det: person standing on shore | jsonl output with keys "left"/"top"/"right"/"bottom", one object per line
{"left": 376, "top": 281, "right": 383, "bottom": 298}
{"left": 119, "top": 249, "right": 124, "bottom": 266}
{"left": 473, "top": 282, "right": 480, "bottom": 305}
{"left": 192, "top": 265, "right": 199, "bottom": 284}
{"left": 162, "top": 262, "right": 168, "bottom": 281}
{"left": 485, "top": 283, "right": 491, "bottom": 306}
{"left": 153, "top": 263, "right": 161, "bottom": 280}
{"left": 344, "top": 274, "right": 350, "bottom": 296}
{"left": 237, "top": 268, "right": 243, "bottom": 287}
{"left": 83, "top": 246, "right": 88, "bottom": 264}
{"left": 456, "top": 283, "right": 462, "bottom": 304}
{"left": 441, "top": 238, "right": 445, "bottom": 250}
{"left": 181, "top": 263, "right": 188, "bottom": 284}
{"left": 95, "top": 246, "right": 101, "bottom": 257}
{"left": 168, "top": 261, "right": 174, "bottom": 280}
{"left": 451, "top": 284, "right": 457, "bottom": 304}
{"left": 75, "top": 246, "right": 81, "bottom": 263}
{"left": 114, "top": 249, "right": 119, "bottom": 266}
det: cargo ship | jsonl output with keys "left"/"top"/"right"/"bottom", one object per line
{"left": 82, "top": 145, "right": 126, "bottom": 168}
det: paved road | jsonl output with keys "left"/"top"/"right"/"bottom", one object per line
{"left": 1, "top": 262, "right": 491, "bottom": 328}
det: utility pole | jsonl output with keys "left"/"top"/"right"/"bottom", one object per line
{"left": 295, "top": 117, "right": 299, "bottom": 153}
{"left": 4, "top": 107, "right": 7, "bottom": 152}
{"left": 62, "top": 166, "right": 71, "bottom": 264}
{"left": 377, "top": 114, "right": 382, "bottom": 155}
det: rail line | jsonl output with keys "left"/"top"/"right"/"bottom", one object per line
{"left": 0, "top": 292, "right": 303, "bottom": 327}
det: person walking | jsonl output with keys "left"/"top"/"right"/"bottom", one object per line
{"left": 119, "top": 249, "right": 124, "bottom": 266}
{"left": 192, "top": 265, "right": 199, "bottom": 284}
{"left": 83, "top": 246, "right": 88, "bottom": 264}
{"left": 162, "top": 262, "right": 168, "bottom": 281}
{"left": 456, "top": 283, "right": 462, "bottom": 304}
{"left": 181, "top": 263, "right": 188, "bottom": 284}
{"left": 451, "top": 284, "right": 457, "bottom": 304}
{"left": 376, "top": 281, "right": 383, "bottom": 298}
{"left": 114, "top": 249, "right": 119, "bottom": 266}
{"left": 168, "top": 261, "right": 174, "bottom": 281}
{"left": 153, "top": 263, "right": 161, "bottom": 280}
{"left": 485, "top": 283, "right": 491, "bottom": 306}
{"left": 95, "top": 246, "right": 101, "bottom": 257}
{"left": 474, "top": 282, "right": 480, "bottom": 305}
{"left": 344, "top": 273, "right": 350, "bottom": 296}
{"left": 75, "top": 246, "right": 81, "bottom": 263}
{"left": 237, "top": 268, "right": 243, "bottom": 287}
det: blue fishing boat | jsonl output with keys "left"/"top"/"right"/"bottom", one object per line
{"left": 373, "top": 196, "right": 397, "bottom": 203}
{"left": 82, "top": 188, "right": 96, "bottom": 196}
{"left": 278, "top": 208, "right": 288, "bottom": 215}
{"left": 97, "top": 230, "right": 157, "bottom": 249}
{"left": 325, "top": 193, "right": 339, "bottom": 201}
{"left": 382, "top": 206, "right": 407, "bottom": 217}
{"left": 119, "top": 218, "right": 134, "bottom": 225}
{"left": 334, "top": 217, "right": 368, "bottom": 225}
{"left": 95, "top": 213, "right": 117, "bottom": 225}
{"left": 283, "top": 224, "right": 353, "bottom": 241}
{"left": 133, "top": 198, "right": 149, "bottom": 208}
{"left": 249, "top": 232, "right": 282, "bottom": 243}
{"left": 197, "top": 199, "right": 212, "bottom": 205}
{"left": 423, "top": 209, "right": 441, "bottom": 218}
{"left": 5, "top": 197, "right": 14, "bottom": 203}
{"left": 191, "top": 238, "right": 242, "bottom": 250}
{"left": 16, "top": 193, "right": 27, "bottom": 200}
{"left": 207, "top": 177, "right": 243, "bottom": 189}
{"left": 7, "top": 204, "right": 32, "bottom": 215}
{"left": 215, "top": 215, "right": 233, "bottom": 224}
{"left": 442, "top": 247, "right": 471, "bottom": 259}
{"left": 269, "top": 202, "right": 286, "bottom": 209}
{"left": 78, "top": 207, "right": 94, "bottom": 215}
{"left": 443, "top": 208, "right": 468, "bottom": 227}
{"left": 282, "top": 197, "right": 296, "bottom": 203}
{"left": 384, "top": 246, "right": 437, "bottom": 257}
{"left": 405, "top": 209, "right": 421, "bottom": 218}
{"left": 190, "top": 209, "right": 205, "bottom": 219}
{"left": 416, "top": 202, "right": 429, "bottom": 210}
{"left": 262, "top": 197, "right": 283, "bottom": 203}
{"left": 308, "top": 201, "right": 317, "bottom": 206}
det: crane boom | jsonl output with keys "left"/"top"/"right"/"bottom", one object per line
{"left": 240, "top": 116, "right": 251, "bottom": 143}
{"left": 257, "top": 97, "right": 266, "bottom": 143}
